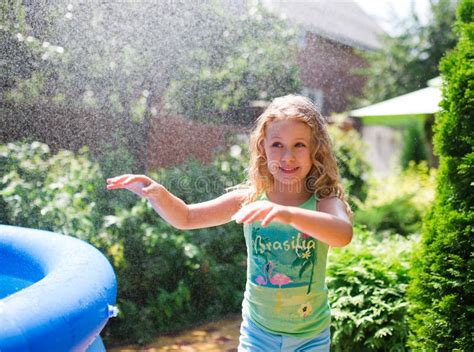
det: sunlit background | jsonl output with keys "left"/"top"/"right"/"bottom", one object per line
{"left": 2, "top": 0, "right": 472, "bottom": 351}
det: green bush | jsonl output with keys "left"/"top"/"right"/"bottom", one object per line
{"left": 0, "top": 141, "right": 104, "bottom": 242}
{"left": 355, "top": 162, "right": 436, "bottom": 236}
{"left": 327, "top": 227, "right": 414, "bottom": 351}
{"left": 94, "top": 134, "right": 137, "bottom": 212}
{"left": 0, "top": 131, "right": 373, "bottom": 346}
{"left": 328, "top": 125, "right": 371, "bottom": 207}
{"left": 97, "top": 203, "right": 199, "bottom": 344}
{"left": 100, "top": 140, "right": 249, "bottom": 344}
{"left": 0, "top": 140, "right": 248, "bottom": 345}
{"left": 356, "top": 195, "right": 422, "bottom": 236}
{"left": 408, "top": 0, "right": 474, "bottom": 349}
{"left": 400, "top": 120, "right": 428, "bottom": 169}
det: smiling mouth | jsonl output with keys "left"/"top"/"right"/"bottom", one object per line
{"left": 279, "top": 166, "right": 300, "bottom": 174}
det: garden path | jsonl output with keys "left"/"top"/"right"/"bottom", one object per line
{"left": 109, "top": 314, "right": 241, "bottom": 352}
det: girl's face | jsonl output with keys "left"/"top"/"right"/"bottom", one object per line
{"left": 263, "top": 119, "right": 313, "bottom": 190}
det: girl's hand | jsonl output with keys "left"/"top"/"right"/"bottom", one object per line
{"left": 232, "top": 200, "right": 293, "bottom": 227}
{"left": 106, "top": 174, "right": 162, "bottom": 199}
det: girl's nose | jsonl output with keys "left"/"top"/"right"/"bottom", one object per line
{"left": 282, "top": 148, "right": 295, "bottom": 161}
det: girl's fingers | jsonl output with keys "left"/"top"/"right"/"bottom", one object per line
{"left": 106, "top": 175, "right": 131, "bottom": 185}
{"left": 261, "top": 208, "right": 278, "bottom": 227}
{"left": 233, "top": 204, "right": 259, "bottom": 222}
{"left": 107, "top": 177, "right": 130, "bottom": 188}
{"left": 242, "top": 211, "right": 264, "bottom": 224}
{"left": 106, "top": 175, "right": 150, "bottom": 187}
{"left": 232, "top": 209, "right": 253, "bottom": 223}
{"left": 242, "top": 209, "right": 266, "bottom": 224}
{"left": 120, "top": 176, "right": 135, "bottom": 186}
{"left": 234, "top": 205, "right": 269, "bottom": 224}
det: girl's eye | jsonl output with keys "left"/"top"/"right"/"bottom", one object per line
{"left": 296, "top": 143, "right": 306, "bottom": 147}
{"left": 271, "top": 142, "right": 282, "bottom": 148}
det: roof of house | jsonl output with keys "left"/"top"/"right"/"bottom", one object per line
{"left": 261, "top": 0, "right": 385, "bottom": 50}
{"left": 350, "top": 77, "right": 442, "bottom": 119}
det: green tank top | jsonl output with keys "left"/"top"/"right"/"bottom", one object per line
{"left": 242, "top": 192, "right": 331, "bottom": 338}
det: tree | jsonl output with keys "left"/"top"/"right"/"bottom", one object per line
{"left": 2, "top": 1, "right": 301, "bottom": 170}
{"left": 408, "top": 0, "right": 474, "bottom": 349}
{"left": 2, "top": 1, "right": 231, "bottom": 171}
{"left": 163, "top": 3, "right": 301, "bottom": 123}
{"left": 359, "top": 0, "right": 458, "bottom": 105}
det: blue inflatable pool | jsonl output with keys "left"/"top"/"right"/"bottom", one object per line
{"left": 0, "top": 225, "right": 118, "bottom": 351}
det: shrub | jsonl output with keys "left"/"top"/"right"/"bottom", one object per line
{"left": 408, "top": 0, "right": 474, "bottom": 349}
{"left": 0, "top": 140, "right": 247, "bottom": 345}
{"left": 101, "top": 140, "right": 249, "bottom": 344}
{"left": 328, "top": 126, "right": 371, "bottom": 207}
{"left": 327, "top": 227, "right": 414, "bottom": 351}
{"left": 400, "top": 120, "right": 428, "bottom": 169}
{"left": 97, "top": 203, "right": 198, "bottom": 344}
{"left": 0, "top": 130, "right": 372, "bottom": 346}
{"left": 355, "top": 162, "right": 436, "bottom": 236}
{"left": 356, "top": 195, "right": 422, "bottom": 236}
{"left": 0, "top": 141, "right": 104, "bottom": 241}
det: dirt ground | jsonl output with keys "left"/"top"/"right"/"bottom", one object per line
{"left": 108, "top": 314, "right": 242, "bottom": 352}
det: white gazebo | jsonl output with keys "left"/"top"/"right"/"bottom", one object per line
{"left": 350, "top": 77, "right": 442, "bottom": 175}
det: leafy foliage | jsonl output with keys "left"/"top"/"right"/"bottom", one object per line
{"left": 400, "top": 120, "right": 428, "bottom": 169}
{"left": 2, "top": 2, "right": 302, "bottom": 172}
{"left": 100, "top": 141, "right": 249, "bottom": 344}
{"left": 0, "top": 141, "right": 104, "bottom": 241}
{"left": 355, "top": 162, "right": 436, "bottom": 236}
{"left": 0, "top": 140, "right": 248, "bottom": 345}
{"left": 327, "top": 228, "right": 414, "bottom": 351}
{"left": 163, "top": 3, "right": 301, "bottom": 123}
{"left": 328, "top": 125, "right": 371, "bottom": 207}
{"left": 0, "top": 128, "right": 371, "bottom": 345}
{"left": 408, "top": 0, "right": 474, "bottom": 349}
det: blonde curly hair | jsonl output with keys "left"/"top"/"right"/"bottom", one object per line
{"left": 239, "top": 94, "right": 352, "bottom": 219}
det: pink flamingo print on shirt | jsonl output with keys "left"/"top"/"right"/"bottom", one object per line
{"left": 256, "top": 261, "right": 292, "bottom": 313}
{"left": 255, "top": 275, "right": 267, "bottom": 285}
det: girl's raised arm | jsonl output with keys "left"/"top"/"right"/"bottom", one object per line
{"left": 106, "top": 174, "right": 248, "bottom": 230}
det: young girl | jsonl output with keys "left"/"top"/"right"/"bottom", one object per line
{"left": 106, "top": 94, "right": 353, "bottom": 351}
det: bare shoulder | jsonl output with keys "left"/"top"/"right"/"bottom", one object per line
{"left": 317, "top": 195, "right": 351, "bottom": 223}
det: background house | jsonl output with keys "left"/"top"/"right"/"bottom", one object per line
{"left": 147, "top": 1, "right": 385, "bottom": 169}
{"left": 261, "top": 0, "right": 385, "bottom": 115}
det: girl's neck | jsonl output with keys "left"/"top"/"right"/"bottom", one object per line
{"left": 266, "top": 183, "right": 312, "bottom": 206}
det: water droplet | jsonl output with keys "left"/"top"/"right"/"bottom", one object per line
{"left": 230, "top": 145, "right": 242, "bottom": 158}
{"left": 108, "top": 305, "right": 119, "bottom": 318}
